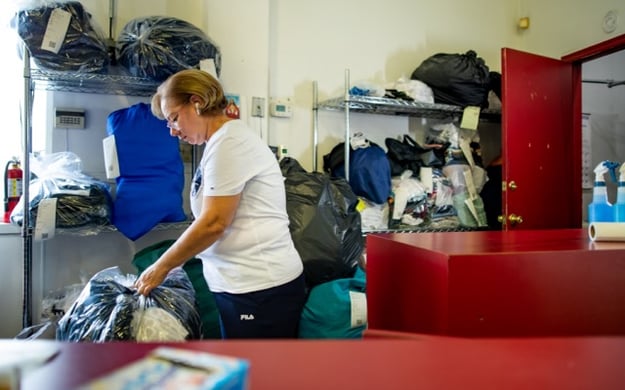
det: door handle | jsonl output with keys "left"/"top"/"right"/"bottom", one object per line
{"left": 507, "top": 214, "right": 524, "bottom": 225}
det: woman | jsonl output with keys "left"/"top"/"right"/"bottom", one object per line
{"left": 134, "top": 69, "right": 306, "bottom": 339}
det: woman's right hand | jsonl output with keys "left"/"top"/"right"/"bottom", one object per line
{"left": 134, "top": 262, "right": 170, "bottom": 296}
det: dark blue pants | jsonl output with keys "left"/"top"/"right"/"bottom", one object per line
{"left": 213, "top": 273, "right": 307, "bottom": 339}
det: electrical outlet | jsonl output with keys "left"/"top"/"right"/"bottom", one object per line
{"left": 251, "top": 97, "right": 265, "bottom": 117}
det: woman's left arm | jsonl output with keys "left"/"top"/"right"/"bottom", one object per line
{"left": 134, "top": 193, "right": 241, "bottom": 295}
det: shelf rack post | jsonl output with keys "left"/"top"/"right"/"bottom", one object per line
{"left": 312, "top": 80, "right": 318, "bottom": 172}
{"left": 343, "top": 69, "right": 350, "bottom": 181}
{"left": 21, "top": 48, "right": 33, "bottom": 329}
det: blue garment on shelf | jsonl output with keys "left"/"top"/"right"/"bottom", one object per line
{"left": 107, "top": 102, "right": 186, "bottom": 240}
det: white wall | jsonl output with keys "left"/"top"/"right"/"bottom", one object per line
{"left": 264, "top": 0, "right": 516, "bottom": 171}
{"left": 516, "top": 0, "right": 625, "bottom": 57}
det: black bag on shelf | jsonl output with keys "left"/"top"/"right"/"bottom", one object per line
{"left": 14, "top": 1, "right": 109, "bottom": 73}
{"left": 116, "top": 16, "right": 221, "bottom": 82}
{"left": 411, "top": 50, "right": 491, "bottom": 108}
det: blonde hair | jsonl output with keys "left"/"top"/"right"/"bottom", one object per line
{"left": 151, "top": 69, "right": 228, "bottom": 119}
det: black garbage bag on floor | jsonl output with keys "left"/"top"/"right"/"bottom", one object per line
{"left": 280, "top": 157, "right": 363, "bottom": 289}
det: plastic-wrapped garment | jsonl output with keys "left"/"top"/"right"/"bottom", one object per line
{"left": 10, "top": 152, "right": 113, "bottom": 229}
{"left": 280, "top": 157, "right": 363, "bottom": 289}
{"left": 13, "top": 1, "right": 109, "bottom": 73}
{"left": 116, "top": 16, "right": 221, "bottom": 82}
{"left": 57, "top": 266, "right": 202, "bottom": 342}
{"left": 132, "top": 240, "right": 222, "bottom": 339}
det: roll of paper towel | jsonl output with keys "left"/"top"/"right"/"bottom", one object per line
{"left": 588, "top": 222, "right": 625, "bottom": 241}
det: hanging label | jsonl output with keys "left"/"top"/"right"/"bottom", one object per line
{"left": 460, "top": 106, "right": 481, "bottom": 130}
{"left": 41, "top": 8, "right": 72, "bottom": 54}
{"left": 459, "top": 139, "right": 476, "bottom": 168}
{"left": 34, "top": 198, "right": 57, "bottom": 241}
{"left": 349, "top": 290, "right": 367, "bottom": 328}
{"left": 103, "top": 135, "right": 120, "bottom": 179}
{"left": 420, "top": 166, "right": 433, "bottom": 194}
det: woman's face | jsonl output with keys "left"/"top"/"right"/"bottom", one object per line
{"left": 161, "top": 98, "right": 205, "bottom": 145}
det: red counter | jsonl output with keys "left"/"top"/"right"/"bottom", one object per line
{"left": 367, "top": 229, "right": 625, "bottom": 336}
{"left": 7, "top": 337, "right": 625, "bottom": 390}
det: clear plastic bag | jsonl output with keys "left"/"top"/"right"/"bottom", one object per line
{"left": 56, "top": 266, "right": 202, "bottom": 342}
{"left": 10, "top": 151, "right": 113, "bottom": 230}
{"left": 116, "top": 16, "right": 221, "bottom": 82}
{"left": 12, "top": 0, "right": 109, "bottom": 73}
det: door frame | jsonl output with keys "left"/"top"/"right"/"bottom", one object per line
{"left": 561, "top": 34, "right": 625, "bottom": 226}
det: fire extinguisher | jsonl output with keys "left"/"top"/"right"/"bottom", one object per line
{"left": 4, "top": 157, "right": 23, "bottom": 223}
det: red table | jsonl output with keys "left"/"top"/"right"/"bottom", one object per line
{"left": 367, "top": 228, "right": 625, "bottom": 336}
{"left": 5, "top": 337, "right": 625, "bottom": 389}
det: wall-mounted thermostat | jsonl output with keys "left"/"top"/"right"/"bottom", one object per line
{"left": 270, "top": 98, "right": 292, "bottom": 118}
{"left": 55, "top": 108, "right": 85, "bottom": 129}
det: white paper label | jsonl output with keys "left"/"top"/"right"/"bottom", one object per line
{"left": 41, "top": 8, "right": 72, "bottom": 54}
{"left": 34, "top": 198, "right": 57, "bottom": 241}
{"left": 349, "top": 290, "right": 367, "bottom": 328}
{"left": 460, "top": 106, "right": 480, "bottom": 130}
{"left": 103, "top": 135, "right": 120, "bottom": 179}
{"left": 199, "top": 59, "right": 217, "bottom": 79}
{"left": 420, "top": 166, "right": 433, "bottom": 194}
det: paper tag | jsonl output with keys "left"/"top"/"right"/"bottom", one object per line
{"left": 459, "top": 139, "right": 475, "bottom": 168}
{"left": 460, "top": 106, "right": 481, "bottom": 130}
{"left": 200, "top": 59, "right": 217, "bottom": 78}
{"left": 103, "top": 135, "right": 120, "bottom": 179}
{"left": 34, "top": 198, "right": 57, "bottom": 241}
{"left": 463, "top": 167, "right": 477, "bottom": 198}
{"left": 41, "top": 8, "right": 72, "bottom": 54}
{"left": 420, "top": 166, "right": 433, "bottom": 194}
{"left": 349, "top": 290, "right": 367, "bottom": 328}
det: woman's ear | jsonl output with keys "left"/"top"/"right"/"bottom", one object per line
{"left": 194, "top": 102, "right": 201, "bottom": 115}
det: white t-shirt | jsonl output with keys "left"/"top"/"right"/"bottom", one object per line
{"left": 190, "top": 119, "right": 303, "bottom": 293}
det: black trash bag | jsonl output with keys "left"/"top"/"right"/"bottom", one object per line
{"left": 57, "top": 266, "right": 202, "bottom": 342}
{"left": 116, "top": 16, "right": 221, "bottom": 82}
{"left": 280, "top": 157, "right": 363, "bottom": 289}
{"left": 13, "top": 1, "right": 109, "bottom": 73}
{"left": 411, "top": 50, "right": 491, "bottom": 108}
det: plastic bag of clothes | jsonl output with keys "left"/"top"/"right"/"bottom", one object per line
{"left": 57, "top": 266, "right": 202, "bottom": 342}
{"left": 10, "top": 151, "right": 113, "bottom": 230}
{"left": 13, "top": 0, "right": 109, "bottom": 73}
{"left": 116, "top": 16, "right": 221, "bottom": 82}
{"left": 280, "top": 157, "right": 363, "bottom": 289}
{"left": 411, "top": 50, "right": 491, "bottom": 108}
{"left": 132, "top": 240, "right": 222, "bottom": 339}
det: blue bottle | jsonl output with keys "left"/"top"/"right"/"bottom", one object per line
{"left": 588, "top": 161, "right": 615, "bottom": 223}
{"left": 615, "top": 163, "right": 625, "bottom": 222}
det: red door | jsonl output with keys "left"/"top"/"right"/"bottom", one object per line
{"left": 501, "top": 48, "right": 578, "bottom": 230}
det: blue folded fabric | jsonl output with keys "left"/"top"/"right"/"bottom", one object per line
{"left": 107, "top": 102, "right": 186, "bottom": 240}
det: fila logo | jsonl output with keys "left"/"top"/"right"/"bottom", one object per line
{"left": 240, "top": 314, "right": 255, "bottom": 320}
